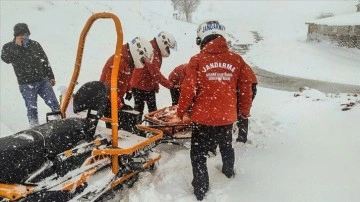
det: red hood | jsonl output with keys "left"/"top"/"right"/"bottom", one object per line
{"left": 201, "top": 37, "right": 228, "bottom": 54}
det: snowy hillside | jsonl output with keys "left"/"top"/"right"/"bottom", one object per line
{"left": 1, "top": 1, "right": 360, "bottom": 202}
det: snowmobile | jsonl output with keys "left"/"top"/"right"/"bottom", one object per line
{"left": 0, "top": 13, "right": 163, "bottom": 202}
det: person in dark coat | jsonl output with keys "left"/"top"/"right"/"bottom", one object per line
{"left": 176, "top": 21, "right": 254, "bottom": 201}
{"left": 1, "top": 23, "right": 60, "bottom": 128}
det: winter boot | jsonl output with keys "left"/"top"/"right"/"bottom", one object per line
{"left": 208, "top": 149, "right": 217, "bottom": 157}
{"left": 236, "top": 136, "right": 247, "bottom": 143}
{"left": 222, "top": 167, "right": 235, "bottom": 178}
{"left": 194, "top": 186, "right": 208, "bottom": 201}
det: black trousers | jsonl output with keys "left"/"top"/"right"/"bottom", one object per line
{"left": 237, "top": 83, "right": 258, "bottom": 141}
{"left": 170, "top": 87, "right": 181, "bottom": 106}
{"left": 104, "top": 103, "right": 141, "bottom": 133}
{"left": 132, "top": 88, "right": 157, "bottom": 114}
{"left": 190, "top": 123, "right": 234, "bottom": 194}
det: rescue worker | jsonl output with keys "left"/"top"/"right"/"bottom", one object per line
{"left": 130, "top": 31, "right": 177, "bottom": 115}
{"left": 176, "top": 21, "right": 254, "bottom": 201}
{"left": 100, "top": 36, "right": 153, "bottom": 110}
{"left": 100, "top": 36, "right": 154, "bottom": 132}
{"left": 168, "top": 63, "right": 187, "bottom": 105}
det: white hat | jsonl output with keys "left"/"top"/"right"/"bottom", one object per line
{"left": 129, "top": 36, "right": 154, "bottom": 68}
{"left": 155, "top": 31, "right": 177, "bottom": 58}
{"left": 196, "top": 21, "right": 226, "bottom": 45}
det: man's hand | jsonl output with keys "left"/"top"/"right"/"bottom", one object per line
{"left": 49, "top": 79, "right": 56, "bottom": 86}
{"left": 15, "top": 36, "right": 23, "bottom": 46}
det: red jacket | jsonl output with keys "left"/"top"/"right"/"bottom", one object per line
{"left": 168, "top": 63, "right": 187, "bottom": 86}
{"left": 130, "top": 39, "right": 173, "bottom": 91}
{"left": 248, "top": 66, "right": 257, "bottom": 84}
{"left": 99, "top": 43, "right": 134, "bottom": 109}
{"left": 177, "top": 37, "right": 253, "bottom": 126}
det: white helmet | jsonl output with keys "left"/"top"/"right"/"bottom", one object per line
{"left": 196, "top": 20, "right": 226, "bottom": 45}
{"left": 155, "top": 31, "right": 177, "bottom": 58}
{"left": 129, "top": 36, "right": 154, "bottom": 68}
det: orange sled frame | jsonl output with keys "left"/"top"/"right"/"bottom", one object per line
{"left": 60, "top": 12, "right": 163, "bottom": 176}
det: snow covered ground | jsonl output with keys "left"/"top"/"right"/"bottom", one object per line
{"left": 0, "top": 1, "right": 359, "bottom": 202}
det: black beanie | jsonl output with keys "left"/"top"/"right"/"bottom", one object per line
{"left": 200, "top": 34, "right": 222, "bottom": 50}
{"left": 13, "top": 23, "right": 31, "bottom": 36}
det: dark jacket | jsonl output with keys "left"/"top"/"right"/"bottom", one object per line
{"left": 177, "top": 37, "right": 253, "bottom": 126}
{"left": 1, "top": 39, "right": 54, "bottom": 85}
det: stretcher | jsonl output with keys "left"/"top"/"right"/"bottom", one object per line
{"left": 141, "top": 105, "right": 192, "bottom": 139}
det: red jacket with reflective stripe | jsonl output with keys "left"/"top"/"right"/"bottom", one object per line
{"left": 130, "top": 39, "right": 173, "bottom": 91}
{"left": 168, "top": 63, "right": 187, "bottom": 86}
{"left": 99, "top": 44, "right": 133, "bottom": 109}
{"left": 177, "top": 37, "right": 253, "bottom": 126}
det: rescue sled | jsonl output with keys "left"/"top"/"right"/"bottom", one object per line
{"left": 140, "top": 105, "right": 192, "bottom": 139}
{"left": 0, "top": 13, "right": 163, "bottom": 202}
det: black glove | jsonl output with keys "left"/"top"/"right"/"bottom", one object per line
{"left": 125, "top": 92, "right": 132, "bottom": 101}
